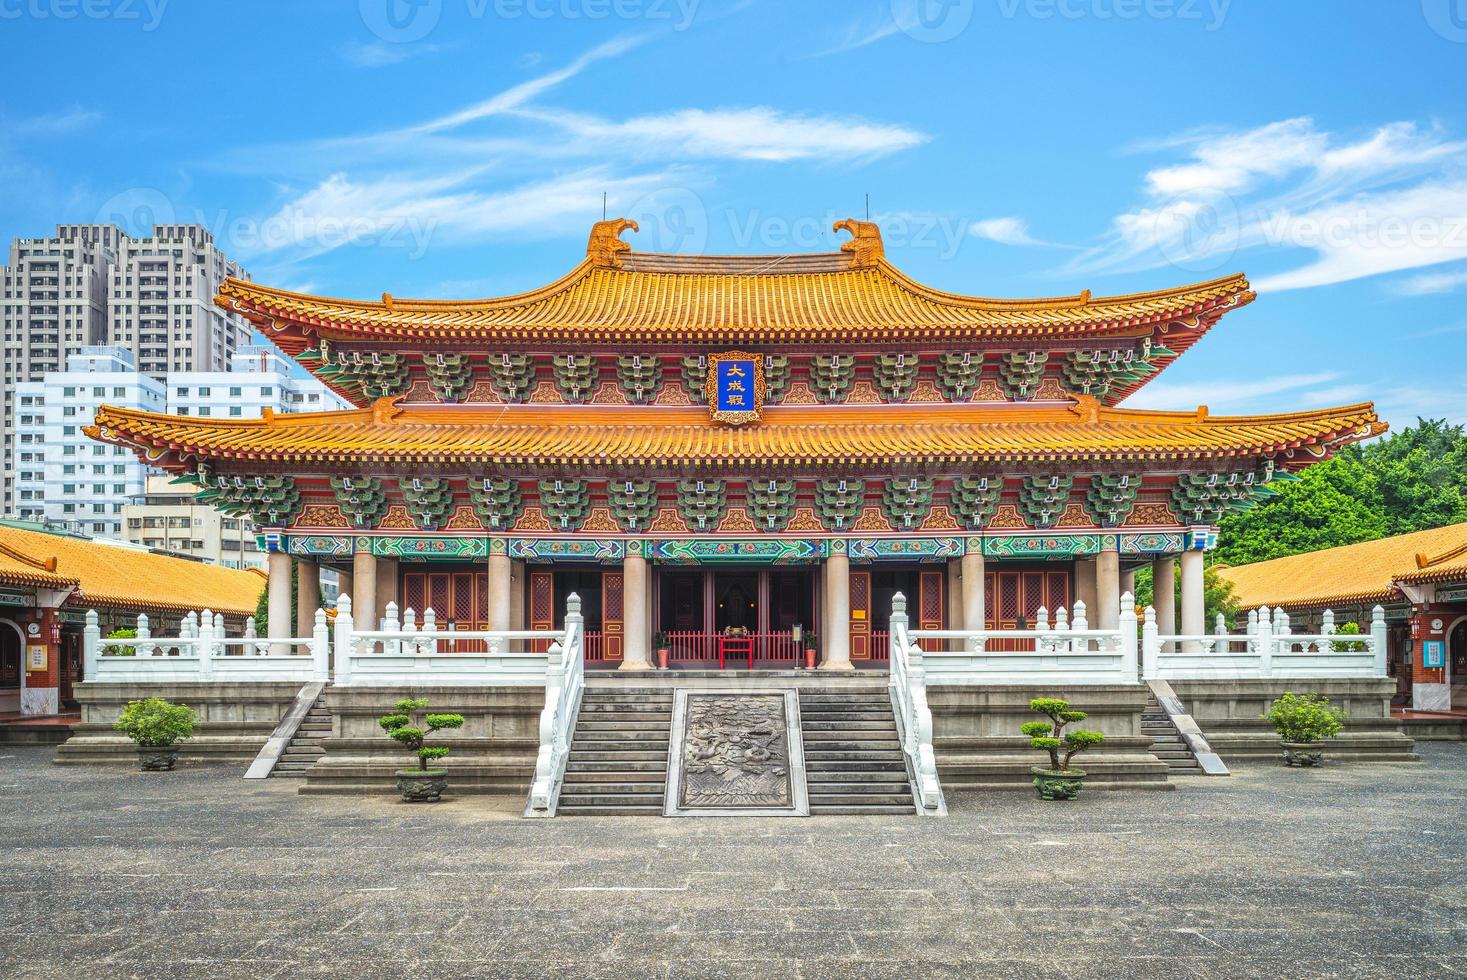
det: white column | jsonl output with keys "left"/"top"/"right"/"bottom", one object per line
{"left": 1095, "top": 542, "right": 1121, "bottom": 630}
{"left": 1180, "top": 548, "right": 1205, "bottom": 650}
{"left": 961, "top": 549, "right": 985, "bottom": 634}
{"left": 509, "top": 559, "right": 525, "bottom": 631}
{"left": 352, "top": 547, "right": 378, "bottom": 631}
{"left": 486, "top": 552, "right": 513, "bottom": 631}
{"left": 1153, "top": 556, "right": 1176, "bottom": 637}
{"left": 296, "top": 559, "right": 320, "bottom": 639}
{"left": 620, "top": 550, "right": 652, "bottom": 670}
{"left": 267, "top": 551, "right": 292, "bottom": 653}
{"left": 820, "top": 552, "right": 852, "bottom": 670}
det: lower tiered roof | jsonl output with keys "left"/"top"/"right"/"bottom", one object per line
{"left": 88, "top": 396, "right": 1384, "bottom": 473}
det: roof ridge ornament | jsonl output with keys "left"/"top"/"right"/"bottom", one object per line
{"left": 372, "top": 395, "right": 404, "bottom": 424}
{"left": 1069, "top": 392, "right": 1101, "bottom": 423}
{"left": 0, "top": 540, "right": 58, "bottom": 573}
{"left": 833, "top": 218, "right": 884, "bottom": 268}
{"left": 587, "top": 217, "right": 639, "bottom": 267}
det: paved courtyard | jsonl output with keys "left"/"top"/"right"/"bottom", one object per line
{"left": 1, "top": 744, "right": 1464, "bottom": 979}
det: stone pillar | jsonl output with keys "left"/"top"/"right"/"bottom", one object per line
{"left": 375, "top": 557, "right": 398, "bottom": 627}
{"left": 620, "top": 550, "right": 652, "bottom": 670}
{"left": 1095, "top": 542, "right": 1121, "bottom": 630}
{"left": 961, "top": 549, "right": 985, "bottom": 634}
{"left": 296, "top": 559, "right": 320, "bottom": 638}
{"left": 945, "top": 558, "right": 963, "bottom": 631}
{"left": 1153, "top": 556, "right": 1176, "bottom": 637}
{"left": 820, "top": 552, "right": 852, "bottom": 670}
{"left": 1120, "top": 568, "right": 1136, "bottom": 600}
{"left": 267, "top": 551, "right": 293, "bottom": 652}
{"left": 1074, "top": 557, "right": 1098, "bottom": 613}
{"left": 352, "top": 547, "right": 378, "bottom": 630}
{"left": 335, "top": 568, "right": 353, "bottom": 608}
{"left": 1180, "top": 549, "right": 1205, "bottom": 649}
{"left": 486, "top": 552, "right": 513, "bottom": 631}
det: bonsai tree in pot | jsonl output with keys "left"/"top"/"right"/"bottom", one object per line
{"left": 113, "top": 697, "right": 196, "bottom": 771}
{"left": 379, "top": 697, "right": 465, "bottom": 802}
{"left": 1264, "top": 692, "right": 1344, "bottom": 767}
{"left": 1022, "top": 697, "right": 1105, "bottom": 800}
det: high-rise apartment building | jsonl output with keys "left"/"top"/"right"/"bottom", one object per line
{"left": 1, "top": 223, "right": 250, "bottom": 515}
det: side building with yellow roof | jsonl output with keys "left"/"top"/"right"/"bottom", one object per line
{"left": 1218, "top": 522, "right": 1467, "bottom": 714}
{"left": 0, "top": 519, "right": 264, "bottom": 715}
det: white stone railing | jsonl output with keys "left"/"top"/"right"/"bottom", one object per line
{"left": 84, "top": 608, "right": 330, "bottom": 683}
{"left": 888, "top": 592, "right": 944, "bottom": 816}
{"left": 905, "top": 595, "right": 1139, "bottom": 686}
{"left": 332, "top": 594, "right": 573, "bottom": 687}
{"left": 1142, "top": 605, "right": 1388, "bottom": 680}
{"left": 526, "top": 594, "right": 585, "bottom": 817}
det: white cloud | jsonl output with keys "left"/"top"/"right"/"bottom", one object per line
{"left": 1065, "top": 118, "right": 1467, "bottom": 289}
{"left": 1125, "top": 372, "right": 1344, "bottom": 412}
{"left": 340, "top": 41, "right": 447, "bottom": 68}
{"left": 10, "top": 106, "right": 101, "bottom": 137}
{"left": 969, "top": 217, "right": 1046, "bottom": 247}
{"left": 1392, "top": 264, "right": 1467, "bottom": 296}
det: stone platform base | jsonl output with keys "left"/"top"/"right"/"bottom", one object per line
{"left": 1399, "top": 715, "right": 1467, "bottom": 741}
{"left": 55, "top": 682, "right": 303, "bottom": 766}
{"left": 930, "top": 684, "right": 1173, "bottom": 791}
{"left": 297, "top": 685, "right": 543, "bottom": 796}
{"left": 1169, "top": 679, "right": 1418, "bottom": 764}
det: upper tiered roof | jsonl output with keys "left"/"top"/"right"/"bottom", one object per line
{"left": 216, "top": 218, "right": 1253, "bottom": 369}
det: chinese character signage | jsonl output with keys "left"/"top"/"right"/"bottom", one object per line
{"left": 705, "top": 351, "right": 765, "bottom": 426}
{"left": 1422, "top": 640, "right": 1445, "bottom": 668}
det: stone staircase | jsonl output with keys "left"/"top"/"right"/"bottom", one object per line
{"left": 558, "top": 688, "right": 673, "bottom": 815}
{"left": 271, "top": 695, "right": 332, "bottom": 778}
{"left": 1143, "top": 695, "right": 1202, "bottom": 776}
{"left": 799, "top": 690, "right": 916, "bottom": 815}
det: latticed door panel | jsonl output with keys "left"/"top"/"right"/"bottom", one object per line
{"left": 849, "top": 571, "right": 872, "bottom": 660}
{"left": 528, "top": 571, "right": 555, "bottom": 653}
{"left": 918, "top": 570, "right": 944, "bottom": 652}
{"left": 602, "top": 570, "right": 625, "bottom": 661}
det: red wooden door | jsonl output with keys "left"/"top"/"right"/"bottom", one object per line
{"left": 985, "top": 569, "right": 1069, "bottom": 650}
{"left": 528, "top": 571, "right": 555, "bottom": 652}
{"left": 602, "top": 570, "right": 624, "bottom": 662}
{"left": 849, "top": 570, "right": 872, "bottom": 659}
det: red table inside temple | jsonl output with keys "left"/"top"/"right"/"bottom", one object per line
{"left": 718, "top": 636, "right": 755, "bottom": 669}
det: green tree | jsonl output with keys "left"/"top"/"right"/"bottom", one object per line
{"left": 1132, "top": 563, "right": 1240, "bottom": 625}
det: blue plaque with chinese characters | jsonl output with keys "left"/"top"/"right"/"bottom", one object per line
{"left": 705, "top": 351, "right": 765, "bottom": 426}
{"left": 1423, "top": 640, "right": 1445, "bottom": 668}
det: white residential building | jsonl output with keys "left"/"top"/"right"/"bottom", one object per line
{"left": 14, "top": 345, "right": 345, "bottom": 545}
{"left": 14, "top": 347, "right": 164, "bottom": 537}
{"left": 121, "top": 476, "right": 268, "bottom": 570}
{"left": 2, "top": 223, "right": 251, "bottom": 515}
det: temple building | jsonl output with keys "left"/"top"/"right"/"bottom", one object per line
{"left": 87, "top": 218, "right": 1384, "bottom": 673}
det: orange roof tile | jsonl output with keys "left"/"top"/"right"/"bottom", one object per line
{"left": 89, "top": 397, "right": 1382, "bottom": 473}
{"left": 0, "top": 524, "right": 263, "bottom": 615}
{"left": 1216, "top": 522, "right": 1467, "bottom": 611}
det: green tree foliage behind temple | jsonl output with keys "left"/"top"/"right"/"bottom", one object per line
{"left": 1215, "top": 418, "right": 1467, "bottom": 566}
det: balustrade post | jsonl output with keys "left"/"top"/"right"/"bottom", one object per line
{"left": 198, "top": 608, "right": 215, "bottom": 680}
{"left": 1119, "top": 591, "right": 1138, "bottom": 680}
{"left": 84, "top": 609, "right": 101, "bottom": 680}
{"left": 1255, "top": 607, "right": 1273, "bottom": 676}
{"left": 1370, "top": 605, "right": 1388, "bottom": 676}
{"left": 890, "top": 592, "right": 909, "bottom": 661}
{"left": 1141, "top": 606, "right": 1158, "bottom": 680}
{"left": 423, "top": 608, "right": 438, "bottom": 655}
{"left": 136, "top": 613, "right": 152, "bottom": 657}
{"left": 388, "top": 602, "right": 404, "bottom": 656}
{"left": 1071, "top": 599, "right": 1087, "bottom": 654}
{"left": 312, "top": 608, "right": 330, "bottom": 680}
{"left": 334, "top": 594, "right": 355, "bottom": 686}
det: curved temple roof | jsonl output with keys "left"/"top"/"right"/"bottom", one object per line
{"left": 89, "top": 397, "right": 1383, "bottom": 474}
{"left": 215, "top": 218, "right": 1255, "bottom": 357}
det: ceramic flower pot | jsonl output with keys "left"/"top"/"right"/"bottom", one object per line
{"left": 137, "top": 746, "right": 179, "bottom": 772}
{"left": 397, "top": 769, "right": 448, "bottom": 802}
{"left": 1030, "top": 766, "right": 1087, "bottom": 800}
{"left": 657, "top": 648, "right": 670, "bottom": 670}
{"left": 1281, "top": 741, "right": 1325, "bottom": 767}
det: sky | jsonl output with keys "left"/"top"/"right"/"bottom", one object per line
{"left": 2, "top": 0, "right": 1465, "bottom": 428}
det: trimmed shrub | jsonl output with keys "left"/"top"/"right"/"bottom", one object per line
{"left": 113, "top": 698, "right": 196, "bottom": 747}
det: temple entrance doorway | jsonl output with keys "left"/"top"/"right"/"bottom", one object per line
{"left": 656, "top": 567, "right": 815, "bottom": 666}
{"left": 1449, "top": 617, "right": 1467, "bottom": 710}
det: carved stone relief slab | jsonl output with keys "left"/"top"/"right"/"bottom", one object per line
{"left": 665, "top": 689, "right": 809, "bottom": 817}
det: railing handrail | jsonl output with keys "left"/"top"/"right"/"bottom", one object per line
{"left": 1142, "top": 603, "right": 1388, "bottom": 679}
{"left": 85, "top": 606, "right": 331, "bottom": 682}
{"left": 887, "top": 592, "right": 944, "bottom": 816}
{"left": 527, "top": 593, "right": 585, "bottom": 817}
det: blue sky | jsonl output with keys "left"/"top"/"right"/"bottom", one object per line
{"left": 2, "top": 0, "right": 1465, "bottom": 427}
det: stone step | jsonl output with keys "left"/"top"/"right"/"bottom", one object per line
{"left": 560, "top": 782, "right": 664, "bottom": 795}
{"left": 807, "top": 780, "right": 912, "bottom": 795}
{"left": 801, "top": 697, "right": 892, "bottom": 706}
{"left": 560, "top": 771, "right": 666, "bottom": 783}
{"left": 558, "top": 805, "right": 665, "bottom": 816}
{"left": 577, "top": 707, "right": 673, "bottom": 718}
{"left": 808, "top": 793, "right": 913, "bottom": 806}
{"left": 805, "top": 769, "right": 908, "bottom": 783}
{"left": 575, "top": 719, "right": 672, "bottom": 731}
{"left": 802, "top": 721, "right": 897, "bottom": 733}
{"left": 801, "top": 740, "right": 902, "bottom": 753}
{"left": 556, "top": 793, "right": 667, "bottom": 807}
{"left": 566, "top": 759, "right": 668, "bottom": 772}
{"left": 809, "top": 804, "right": 915, "bottom": 815}
{"left": 801, "top": 713, "right": 898, "bottom": 724}
{"left": 804, "top": 753, "right": 906, "bottom": 765}
{"left": 580, "top": 693, "right": 677, "bottom": 702}
{"left": 801, "top": 729, "right": 900, "bottom": 740}
{"left": 572, "top": 731, "right": 671, "bottom": 742}
{"left": 569, "top": 751, "right": 669, "bottom": 763}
